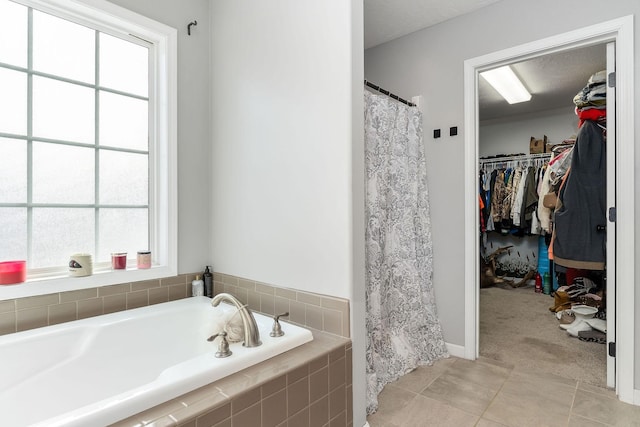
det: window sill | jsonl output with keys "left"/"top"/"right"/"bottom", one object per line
{"left": 0, "top": 265, "right": 177, "bottom": 301}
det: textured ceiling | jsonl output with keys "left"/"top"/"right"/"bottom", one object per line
{"left": 364, "top": 0, "right": 501, "bottom": 49}
{"left": 479, "top": 44, "right": 607, "bottom": 121}
{"left": 364, "top": 0, "right": 608, "bottom": 121}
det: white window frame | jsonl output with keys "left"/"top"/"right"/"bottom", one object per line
{"left": 0, "top": 0, "right": 177, "bottom": 300}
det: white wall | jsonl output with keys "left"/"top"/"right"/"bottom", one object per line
{"left": 479, "top": 107, "right": 578, "bottom": 157}
{"left": 209, "top": 1, "right": 353, "bottom": 300}
{"left": 210, "top": 2, "right": 365, "bottom": 423}
{"left": 107, "top": 0, "right": 212, "bottom": 274}
{"left": 365, "top": 0, "right": 640, "bottom": 389}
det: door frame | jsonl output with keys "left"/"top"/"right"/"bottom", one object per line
{"left": 463, "top": 16, "right": 635, "bottom": 403}
{"left": 605, "top": 41, "right": 616, "bottom": 389}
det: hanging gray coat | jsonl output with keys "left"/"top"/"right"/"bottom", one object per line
{"left": 553, "top": 120, "right": 606, "bottom": 270}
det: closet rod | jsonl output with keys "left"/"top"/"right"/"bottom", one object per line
{"left": 364, "top": 80, "right": 416, "bottom": 107}
{"left": 479, "top": 152, "right": 551, "bottom": 166}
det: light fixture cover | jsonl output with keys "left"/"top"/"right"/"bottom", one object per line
{"left": 480, "top": 66, "right": 531, "bottom": 104}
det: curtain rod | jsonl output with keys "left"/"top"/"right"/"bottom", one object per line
{"left": 364, "top": 80, "right": 416, "bottom": 107}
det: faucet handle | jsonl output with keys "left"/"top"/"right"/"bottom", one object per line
{"left": 207, "top": 331, "right": 233, "bottom": 358}
{"left": 270, "top": 312, "right": 289, "bottom": 337}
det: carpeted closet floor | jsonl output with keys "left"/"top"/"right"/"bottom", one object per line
{"left": 480, "top": 284, "right": 607, "bottom": 388}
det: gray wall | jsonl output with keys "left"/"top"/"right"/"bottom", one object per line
{"left": 107, "top": 0, "right": 212, "bottom": 275}
{"left": 365, "top": 0, "right": 640, "bottom": 388}
{"left": 479, "top": 107, "right": 577, "bottom": 157}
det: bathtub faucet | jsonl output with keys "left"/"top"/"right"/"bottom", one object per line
{"left": 211, "top": 293, "right": 262, "bottom": 347}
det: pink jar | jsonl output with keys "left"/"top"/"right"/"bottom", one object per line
{"left": 137, "top": 251, "right": 151, "bottom": 269}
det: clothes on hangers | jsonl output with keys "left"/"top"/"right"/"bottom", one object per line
{"left": 479, "top": 154, "right": 549, "bottom": 236}
{"left": 548, "top": 146, "right": 574, "bottom": 186}
{"left": 552, "top": 120, "right": 607, "bottom": 270}
{"left": 537, "top": 162, "right": 554, "bottom": 234}
{"left": 548, "top": 71, "right": 607, "bottom": 271}
{"left": 521, "top": 167, "right": 539, "bottom": 227}
{"left": 577, "top": 107, "right": 606, "bottom": 128}
{"left": 511, "top": 166, "right": 529, "bottom": 227}
{"left": 536, "top": 142, "right": 576, "bottom": 234}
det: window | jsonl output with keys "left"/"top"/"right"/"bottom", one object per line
{"left": 0, "top": 0, "right": 177, "bottom": 298}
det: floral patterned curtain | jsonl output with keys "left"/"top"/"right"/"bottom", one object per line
{"left": 364, "top": 90, "right": 449, "bottom": 414}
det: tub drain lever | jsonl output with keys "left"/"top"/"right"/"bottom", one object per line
{"left": 207, "top": 331, "right": 232, "bottom": 358}
{"left": 270, "top": 312, "right": 289, "bottom": 337}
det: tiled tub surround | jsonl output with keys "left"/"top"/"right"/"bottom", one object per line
{"left": 0, "top": 273, "right": 352, "bottom": 426}
{"left": 213, "top": 273, "right": 351, "bottom": 339}
{"left": 0, "top": 273, "right": 350, "bottom": 339}
{"left": 112, "top": 331, "right": 353, "bottom": 427}
{"left": 0, "top": 274, "right": 196, "bottom": 336}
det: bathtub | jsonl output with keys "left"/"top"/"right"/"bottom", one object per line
{"left": 0, "top": 296, "right": 313, "bottom": 427}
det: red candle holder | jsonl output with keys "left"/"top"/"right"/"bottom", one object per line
{"left": 0, "top": 261, "right": 27, "bottom": 285}
{"left": 111, "top": 253, "right": 127, "bottom": 270}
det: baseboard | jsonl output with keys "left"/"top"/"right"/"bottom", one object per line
{"left": 362, "top": 423, "right": 370, "bottom": 427}
{"left": 446, "top": 342, "right": 465, "bottom": 358}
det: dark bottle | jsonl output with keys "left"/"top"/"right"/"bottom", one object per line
{"left": 543, "top": 271, "right": 551, "bottom": 295}
{"left": 203, "top": 265, "right": 213, "bottom": 298}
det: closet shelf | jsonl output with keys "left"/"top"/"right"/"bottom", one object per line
{"left": 479, "top": 152, "right": 551, "bottom": 168}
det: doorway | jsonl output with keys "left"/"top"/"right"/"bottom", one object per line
{"left": 463, "top": 16, "right": 636, "bottom": 404}
{"left": 477, "top": 43, "right": 608, "bottom": 388}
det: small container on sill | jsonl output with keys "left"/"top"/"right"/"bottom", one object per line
{"left": 69, "top": 253, "right": 93, "bottom": 277}
{"left": 111, "top": 253, "right": 127, "bottom": 270}
{"left": 0, "top": 261, "right": 27, "bottom": 285}
{"left": 137, "top": 251, "right": 151, "bottom": 269}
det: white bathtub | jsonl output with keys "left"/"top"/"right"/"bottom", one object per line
{"left": 0, "top": 296, "right": 313, "bottom": 427}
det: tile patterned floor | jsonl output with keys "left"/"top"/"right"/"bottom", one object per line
{"left": 366, "top": 357, "right": 640, "bottom": 427}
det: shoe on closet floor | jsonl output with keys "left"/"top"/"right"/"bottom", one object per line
{"left": 560, "top": 319, "right": 576, "bottom": 331}
{"left": 549, "top": 290, "right": 571, "bottom": 312}
{"left": 566, "top": 319, "right": 593, "bottom": 337}
{"left": 578, "top": 329, "right": 606, "bottom": 344}
{"left": 556, "top": 310, "right": 575, "bottom": 325}
{"left": 585, "top": 318, "right": 607, "bottom": 333}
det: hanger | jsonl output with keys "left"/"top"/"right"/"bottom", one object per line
{"left": 551, "top": 143, "right": 574, "bottom": 155}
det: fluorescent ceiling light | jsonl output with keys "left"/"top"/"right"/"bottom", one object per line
{"left": 480, "top": 66, "right": 532, "bottom": 104}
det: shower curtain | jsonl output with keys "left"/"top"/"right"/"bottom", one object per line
{"left": 364, "top": 90, "right": 448, "bottom": 414}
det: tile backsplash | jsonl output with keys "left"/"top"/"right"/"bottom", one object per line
{"left": 0, "top": 272, "right": 351, "bottom": 339}
{"left": 213, "top": 272, "right": 350, "bottom": 338}
{"left": 0, "top": 274, "right": 194, "bottom": 335}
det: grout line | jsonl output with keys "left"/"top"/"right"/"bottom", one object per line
{"left": 474, "top": 362, "right": 513, "bottom": 425}
{"left": 567, "top": 380, "right": 579, "bottom": 427}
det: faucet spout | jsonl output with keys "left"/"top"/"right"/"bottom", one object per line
{"left": 211, "top": 293, "right": 262, "bottom": 347}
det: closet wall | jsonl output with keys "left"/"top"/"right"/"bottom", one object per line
{"left": 479, "top": 106, "right": 579, "bottom": 276}
{"left": 480, "top": 107, "right": 578, "bottom": 157}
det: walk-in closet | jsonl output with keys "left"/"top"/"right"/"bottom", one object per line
{"left": 478, "top": 44, "right": 610, "bottom": 388}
